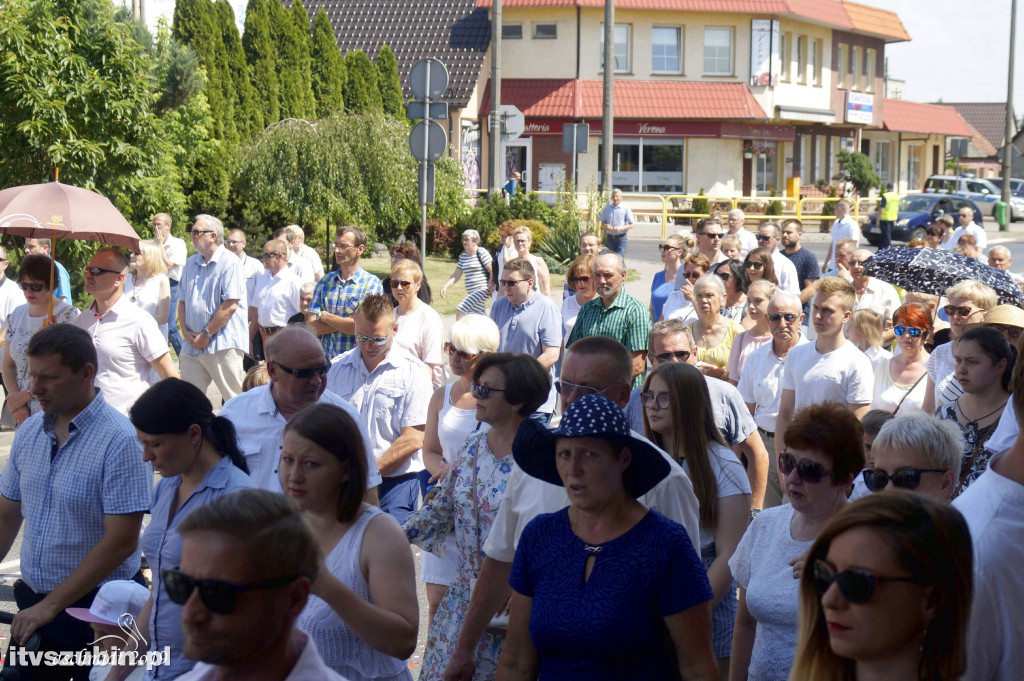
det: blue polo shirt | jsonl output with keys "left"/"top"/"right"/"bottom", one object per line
{"left": 490, "top": 292, "right": 562, "bottom": 412}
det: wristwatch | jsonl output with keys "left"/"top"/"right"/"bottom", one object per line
{"left": 314, "top": 310, "right": 323, "bottom": 322}
{"left": 201, "top": 327, "right": 213, "bottom": 338}
{"left": 749, "top": 507, "right": 762, "bottom": 520}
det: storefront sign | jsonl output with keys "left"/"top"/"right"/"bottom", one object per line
{"left": 846, "top": 92, "right": 874, "bottom": 125}
{"left": 518, "top": 119, "right": 795, "bottom": 140}
{"left": 749, "top": 19, "right": 781, "bottom": 88}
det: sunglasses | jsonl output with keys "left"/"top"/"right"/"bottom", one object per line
{"left": 554, "top": 378, "right": 620, "bottom": 397}
{"left": 640, "top": 392, "right": 670, "bottom": 409}
{"left": 570, "top": 275, "right": 591, "bottom": 284}
{"left": 86, "top": 266, "right": 122, "bottom": 276}
{"left": 224, "top": 239, "right": 244, "bottom": 246}
{"left": 653, "top": 350, "right": 691, "bottom": 363}
{"left": 499, "top": 279, "right": 527, "bottom": 288}
{"left": 699, "top": 233, "right": 723, "bottom": 239}
{"left": 273, "top": 361, "right": 330, "bottom": 379}
{"left": 778, "top": 451, "right": 835, "bottom": 484}
{"left": 444, "top": 342, "right": 478, "bottom": 361}
{"left": 862, "top": 467, "right": 947, "bottom": 492}
{"left": 161, "top": 567, "right": 299, "bottom": 615}
{"left": 745, "top": 261, "right": 765, "bottom": 271}
{"left": 893, "top": 325, "right": 924, "bottom": 338}
{"left": 18, "top": 282, "right": 45, "bottom": 292}
{"left": 812, "top": 559, "right": 919, "bottom": 605}
{"left": 470, "top": 383, "right": 506, "bottom": 399}
{"left": 756, "top": 235, "right": 775, "bottom": 242}
{"left": 716, "top": 272, "right": 733, "bottom": 281}
{"left": 944, "top": 305, "right": 984, "bottom": 318}
{"left": 190, "top": 230, "right": 215, "bottom": 237}
{"left": 767, "top": 312, "right": 799, "bottom": 323}
{"left": 658, "top": 244, "right": 681, "bottom": 252}
{"left": 355, "top": 332, "right": 391, "bottom": 346}
{"left": 391, "top": 280, "right": 414, "bottom": 290}
{"left": 261, "top": 252, "right": 284, "bottom": 260}
{"left": 683, "top": 271, "right": 703, "bottom": 280}
{"left": 992, "top": 323, "right": 1024, "bottom": 340}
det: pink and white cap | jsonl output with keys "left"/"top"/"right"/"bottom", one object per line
{"left": 66, "top": 580, "right": 150, "bottom": 626}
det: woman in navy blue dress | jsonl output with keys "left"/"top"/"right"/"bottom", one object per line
{"left": 497, "top": 394, "right": 718, "bottom": 681}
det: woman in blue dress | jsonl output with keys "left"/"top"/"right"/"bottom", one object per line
{"left": 497, "top": 394, "right": 718, "bottom": 681}
{"left": 129, "top": 379, "right": 253, "bottom": 681}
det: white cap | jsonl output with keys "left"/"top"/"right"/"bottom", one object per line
{"left": 66, "top": 580, "right": 150, "bottom": 626}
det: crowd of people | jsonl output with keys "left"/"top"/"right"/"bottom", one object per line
{"left": 0, "top": 201, "right": 1019, "bottom": 681}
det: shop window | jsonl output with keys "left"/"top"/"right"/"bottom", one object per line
{"left": 600, "top": 24, "right": 632, "bottom": 73}
{"left": 703, "top": 27, "right": 733, "bottom": 76}
{"left": 598, "top": 139, "right": 685, "bottom": 193}
{"left": 652, "top": 26, "right": 682, "bottom": 74}
{"left": 755, "top": 142, "right": 778, "bottom": 193}
{"left": 533, "top": 23, "right": 557, "bottom": 39}
{"left": 502, "top": 24, "right": 523, "bottom": 39}
{"left": 907, "top": 144, "right": 923, "bottom": 190}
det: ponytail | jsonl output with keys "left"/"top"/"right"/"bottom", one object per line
{"left": 209, "top": 416, "right": 248, "bottom": 474}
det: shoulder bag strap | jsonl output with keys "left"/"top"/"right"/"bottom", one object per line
{"left": 892, "top": 372, "right": 927, "bottom": 416}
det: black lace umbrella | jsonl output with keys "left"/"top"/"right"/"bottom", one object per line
{"left": 862, "top": 246, "right": 1024, "bottom": 307}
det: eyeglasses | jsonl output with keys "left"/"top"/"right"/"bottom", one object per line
{"left": 334, "top": 242, "right": 356, "bottom": 251}
{"left": 354, "top": 332, "right": 391, "bottom": 346}
{"left": 190, "top": 230, "right": 214, "bottom": 237}
{"left": 699, "top": 232, "right": 723, "bottom": 239}
{"left": 570, "top": 275, "right": 591, "bottom": 284}
{"left": 392, "top": 280, "right": 414, "bottom": 290}
{"left": 273, "top": 361, "right": 330, "bottom": 379}
{"left": 640, "top": 392, "right": 671, "bottom": 409}
{"left": 893, "top": 325, "right": 924, "bottom": 338}
{"left": 653, "top": 350, "right": 691, "bottom": 363}
{"left": 513, "top": 239, "right": 530, "bottom": 245}
{"left": 862, "top": 467, "right": 947, "bottom": 492}
{"left": 658, "top": 244, "right": 681, "bottom": 251}
{"left": 86, "top": 266, "right": 122, "bottom": 276}
{"left": 812, "top": 560, "right": 919, "bottom": 605}
{"left": 261, "top": 252, "right": 284, "bottom": 260}
{"left": 499, "top": 279, "right": 527, "bottom": 288}
{"left": 778, "top": 451, "right": 835, "bottom": 484}
{"left": 745, "top": 261, "right": 765, "bottom": 271}
{"left": 992, "top": 323, "right": 1024, "bottom": 340}
{"left": 756, "top": 235, "right": 775, "bottom": 242}
{"left": 470, "top": 383, "right": 506, "bottom": 399}
{"left": 444, "top": 342, "right": 479, "bottom": 361}
{"left": 224, "top": 239, "right": 244, "bottom": 246}
{"left": 683, "top": 271, "right": 703, "bottom": 280}
{"left": 18, "top": 282, "right": 45, "bottom": 292}
{"left": 554, "top": 378, "right": 620, "bottom": 398}
{"left": 943, "top": 305, "right": 984, "bottom": 318}
{"left": 161, "top": 567, "right": 299, "bottom": 615}
{"left": 716, "top": 272, "right": 733, "bottom": 282}
{"left": 766, "top": 312, "right": 799, "bottom": 323}
{"left": 848, "top": 260, "right": 867, "bottom": 267}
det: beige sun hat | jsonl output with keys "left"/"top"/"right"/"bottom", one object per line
{"left": 964, "top": 304, "right": 1024, "bottom": 334}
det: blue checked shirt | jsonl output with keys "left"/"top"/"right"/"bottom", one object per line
{"left": 0, "top": 390, "right": 152, "bottom": 593}
{"left": 179, "top": 246, "right": 248, "bottom": 355}
{"left": 309, "top": 266, "right": 383, "bottom": 359}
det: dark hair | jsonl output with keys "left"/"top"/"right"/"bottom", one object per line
{"left": 472, "top": 353, "right": 550, "bottom": 416}
{"left": 958, "top": 326, "right": 1017, "bottom": 391}
{"left": 389, "top": 241, "right": 421, "bottom": 261}
{"left": 744, "top": 247, "right": 778, "bottom": 285}
{"left": 26, "top": 323, "right": 96, "bottom": 372}
{"left": 354, "top": 293, "right": 396, "bottom": 324}
{"left": 285, "top": 403, "right": 368, "bottom": 523}
{"left": 335, "top": 225, "right": 367, "bottom": 248}
{"left": 784, "top": 402, "right": 865, "bottom": 485}
{"left": 130, "top": 378, "right": 248, "bottom": 474}
{"left": 503, "top": 257, "right": 536, "bottom": 281}
{"left": 17, "top": 254, "right": 56, "bottom": 288}
{"left": 926, "top": 224, "right": 946, "bottom": 239}
{"left": 714, "top": 258, "right": 749, "bottom": 294}
{"left": 860, "top": 409, "right": 896, "bottom": 437}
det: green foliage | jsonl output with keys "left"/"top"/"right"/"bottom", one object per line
{"left": 174, "top": 0, "right": 238, "bottom": 143}
{"left": 289, "top": 0, "right": 317, "bottom": 117}
{"left": 834, "top": 150, "right": 880, "bottom": 197}
{"left": 310, "top": 8, "right": 345, "bottom": 117}
{"left": 692, "top": 188, "right": 709, "bottom": 217}
{"left": 376, "top": 45, "right": 404, "bottom": 117}
{"left": 242, "top": 0, "right": 280, "bottom": 126}
{"left": 269, "top": 0, "right": 310, "bottom": 119}
{"left": 153, "top": 30, "right": 201, "bottom": 112}
{"left": 343, "top": 51, "right": 382, "bottom": 114}
{"left": 766, "top": 187, "right": 782, "bottom": 216}
{"left": 214, "top": 0, "right": 261, "bottom": 135}
{"left": 534, "top": 177, "right": 587, "bottom": 272}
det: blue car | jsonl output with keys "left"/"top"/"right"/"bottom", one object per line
{"left": 865, "top": 194, "right": 983, "bottom": 246}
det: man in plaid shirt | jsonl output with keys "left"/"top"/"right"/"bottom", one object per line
{"left": 307, "top": 225, "right": 383, "bottom": 359}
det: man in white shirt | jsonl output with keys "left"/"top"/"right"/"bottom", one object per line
{"left": 445, "top": 335, "right": 703, "bottom": 681}
{"left": 326, "top": 293, "right": 430, "bottom": 524}
{"left": 284, "top": 225, "right": 325, "bottom": 282}
{"left": 219, "top": 326, "right": 380, "bottom": 498}
{"left": 953, "top": 369, "right": 1024, "bottom": 681}
{"left": 153, "top": 213, "right": 187, "bottom": 356}
{"left": 0, "top": 246, "right": 26, "bottom": 343}
{"left": 822, "top": 199, "right": 861, "bottom": 273}
{"left": 224, "top": 228, "right": 265, "bottom": 303}
{"left": 987, "top": 246, "right": 1023, "bottom": 284}
{"left": 756, "top": 222, "right": 800, "bottom": 294}
{"left": 249, "top": 239, "right": 302, "bottom": 352}
{"left": 694, "top": 216, "right": 729, "bottom": 265}
{"left": 738, "top": 292, "right": 809, "bottom": 507}
{"left": 775, "top": 276, "right": 874, "bottom": 456}
{"left": 950, "top": 206, "right": 986, "bottom": 252}
{"left": 273, "top": 227, "right": 314, "bottom": 285}
{"left": 727, "top": 209, "right": 758, "bottom": 259}
{"left": 73, "top": 248, "right": 178, "bottom": 415}
{"left": 850, "top": 249, "right": 901, "bottom": 342}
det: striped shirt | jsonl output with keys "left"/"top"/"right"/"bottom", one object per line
{"left": 458, "top": 248, "right": 492, "bottom": 293}
{"left": 566, "top": 288, "right": 652, "bottom": 388}
{"left": 309, "top": 266, "right": 383, "bottom": 359}
{"left": 0, "top": 390, "right": 152, "bottom": 593}
{"left": 179, "top": 246, "right": 248, "bottom": 355}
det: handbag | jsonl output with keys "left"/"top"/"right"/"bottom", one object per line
{"left": 468, "top": 436, "right": 509, "bottom": 631}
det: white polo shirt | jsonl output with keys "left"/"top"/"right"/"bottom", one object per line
{"left": 326, "top": 344, "right": 431, "bottom": 477}
{"left": 297, "top": 244, "right": 325, "bottom": 279}
{"left": 237, "top": 253, "right": 265, "bottom": 307}
{"left": 218, "top": 386, "right": 381, "bottom": 493}
{"left": 771, "top": 250, "right": 801, "bottom": 295}
{"left": 950, "top": 221, "right": 987, "bottom": 252}
{"left": 738, "top": 335, "right": 810, "bottom": 432}
{"left": 163, "top": 235, "right": 187, "bottom": 282}
{"left": 252, "top": 268, "right": 302, "bottom": 327}
{"left": 73, "top": 293, "right": 169, "bottom": 415}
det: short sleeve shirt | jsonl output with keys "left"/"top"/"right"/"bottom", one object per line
{"left": 252, "top": 268, "right": 303, "bottom": 327}
{"left": 0, "top": 276, "right": 26, "bottom": 334}
{"left": 179, "top": 246, "right": 248, "bottom": 355}
{"left": 490, "top": 293, "right": 562, "bottom": 412}
{"left": 308, "top": 267, "right": 383, "bottom": 359}
{"left": 738, "top": 336, "right": 810, "bottom": 432}
{"left": 598, "top": 203, "right": 635, "bottom": 232}
{"left": 854, "top": 278, "right": 901, "bottom": 322}
{"left": 781, "top": 248, "right": 820, "bottom": 294}
{"left": 781, "top": 341, "right": 875, "bottom": 410}
{"left": 163, "top": 235, "right": 187, "bottom": 282}
{"left": 565, "top": 289, "right": 652, "bottom": 388}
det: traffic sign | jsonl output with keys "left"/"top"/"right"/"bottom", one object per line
{"left": 500, "top": 104, "right": 525, "bottom": 142}
{"left": 409, "top": 59, "right": 449, "bottom": 101}
{"left": 407, "top": 101, "right": 449, "bottom": 121}
{"left": 409, "top": 120, "right": 447, "bottom": 163}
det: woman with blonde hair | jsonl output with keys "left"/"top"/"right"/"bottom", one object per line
{"left": 727, "top": 279, "right": 778, "bottom": 385}
{"left": 561, "top": 254, "right": 597, "bottom": 342}
{"left": 689, "top": 274, "right": 744, "bottom": 381}
{"left": 503, "top": 225, "right": 550, "bottom": 297}
{"left": 662, "top": 252, "right": 710, "bottom": 322}
{"left": 129, "top": 239, "right": 171, "bottom": 339}
{"left": 651, "top": 234, "right": 686, "bottom": 321}
{"left": 392, "top": 258, "right": 445, "bottom": 387}
{"left": 789, "top": 493, "right": 972, "bottom": 681}
{"left": 845, "top": 309, "right": 891, "bottom": 370}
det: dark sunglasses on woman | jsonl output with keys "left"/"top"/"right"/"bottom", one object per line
{"left": 745, "top": 261, "right": 764, "bottom": 271}
{"left": 862, "top": 467, "right": 947, "bottom": 492}
{"left": 443, "top": 342, "right": 478, "bottom": 361}
{"left": 18, "top": 282, "right": 45, "bottom": 293}
{"left": 892, "top": 326, "right": 923, "bottom": 338}
{"left": 778, "top": 451, "right": 834, "bottom": 484}
{"left": 812, "top": 559, "right": 920, "bottom": 604}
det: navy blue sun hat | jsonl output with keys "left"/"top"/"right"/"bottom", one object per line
{"left": 512, "top": 393, "right": 670, "bottom": 498}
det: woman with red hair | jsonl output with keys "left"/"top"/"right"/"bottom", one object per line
{"left": 871, "top": 303, "right": 931, "bottom": 416}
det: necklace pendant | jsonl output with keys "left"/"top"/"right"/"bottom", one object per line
{"left": 582, "top": 544, "right": 603, "bottom": 554}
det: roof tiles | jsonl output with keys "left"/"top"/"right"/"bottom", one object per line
{"left": 882, "top": 99, "right": 975, "bottom": 137}
{"left": 942, "top": 102, "right": 1014, "bottom": 150}
{"left": 842, "top": 1, "right": 910, "bottom": 41}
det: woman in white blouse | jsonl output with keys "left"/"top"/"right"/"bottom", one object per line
{"left": 129, "top": 240, "right": 171, "bottom": 339}
{"left": 560, "top": 253, "right": 597, "bottom": 343}
{"left": 872, "top": 303, "right": 931, "bottom": 416}
{"left": 392, "top": 258, "right": 444, "bottom": 387}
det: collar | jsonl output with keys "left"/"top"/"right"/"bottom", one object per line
{"left": 200, "top": 245, "right": 229, "bottom": 266}
{"left": 190, "top": 455, "right": 238, "bottom": 494}
{"left": 89, "top": 291, "right": 130, "bottom": 320}
{"left": 506, "top": 292, "right": 538, "bottom": 311}
{"left": 332, "top": 266, "right": 365, "bottom": 285}
{"left": 43, "top": 389, "right": 107, "bottom": 435}
{"left": 599, "top": 287, "right": 629, "bottom": 310}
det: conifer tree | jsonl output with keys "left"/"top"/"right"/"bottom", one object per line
{"left": 242, "top": 0, "right": 280, "bottom": 126}
{"left": 375, "top": 45, "right": 404, "bottom": 117}
{"left": 215, "top": 0, "right": 262, "bottom": 135}
{"left": 290, "top": 0, "right": 318, "bottom": 117}
{"left": 173, "top": 0, "right": 236, "bottom": 141}
{"left": 343, "top": 50, "right": 382, "bottom": 114}
{"left": 311, "top": 8, "right": 345, "bottom": 117}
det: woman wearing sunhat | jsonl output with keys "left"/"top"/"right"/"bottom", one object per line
{"left": 496, "top": 393, "right": 717, "bottom": 680}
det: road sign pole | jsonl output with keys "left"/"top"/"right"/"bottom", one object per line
{"left": 421, "top": 61, "right": 431, "bottom": 263}
{"left": 571, "top": 124, "right": 578, "bottom": 189}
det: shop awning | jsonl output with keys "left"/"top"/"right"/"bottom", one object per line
{"left": 882, "top": 99, "right": 976, "bottom": 137}
{"left": 479, "top": 79, "right": 767, "bottom": 120}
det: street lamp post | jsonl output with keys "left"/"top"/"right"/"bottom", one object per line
{"left": 1001, "top": 0, "right": 1017, "bottom": 231}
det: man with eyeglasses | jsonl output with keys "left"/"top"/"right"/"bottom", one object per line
{"left": 445, "top": 335, "right": 700, "bottom": 681}
{"left": 694, "top": 216, "right": 729, "bottom": 265}
{"left": 866, "top": 414, "right": 959, "bottom": 501}
{"left": 152, "top": 214, "right": 187, "bottom": 356}
{"left": 248, "top": 240, "right": 303, "bottom": 354}
{"left": 850, "top": 248, "right": 900, "bottom": 343}
{"left": 172, "top": 490, "right": 347, "bottom": 681}
{"left": 271, "top": 227, "right": 314, "bottom": 285}
{"left": 737, "top": 292, "right": 809, "bottom": 507}
{"left": 326, "top": 294, "right": 429, "bottom": 523}
{"left": 489, "top": 258, "right": 561, "bottom": 423}
{"left": 778, "top": 219, "right": 819, "bottom": 318}
{"left": 727, "top": 209, "right": 758, "bottom": 260}
{"left": 307, "top": 225, "right": 382, "bottom": 360}
{"left": 756, "top": 222, "right": 800, "bottom": 295}
{"left": 950, "top": 206, "right": 986, "bottom": 252}
{"left": 219, "top": 326, "right": 379, "bottom": 495}
{"left": 623, "top": 319, "right": 770, "bottom": 510}
{"left": 73, "top": 248, "right": 178, "bottom": 415}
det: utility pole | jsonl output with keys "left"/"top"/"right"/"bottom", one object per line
{"left": 1001, "top": 0, "right": 1017, "bottom": 231}
{"left": 601, "top": 0, "right": 614, "bottom": 196}
{"left": 488, "top": 0, "right": 502, "bottom": 197}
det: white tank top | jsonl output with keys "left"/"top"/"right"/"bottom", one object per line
{"left": 438, "top": 383, "right": 486, "bottom": 462}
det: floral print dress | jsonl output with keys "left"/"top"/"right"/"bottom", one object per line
{"left": 403, "top": 429, "right": 514, "bottom": 681}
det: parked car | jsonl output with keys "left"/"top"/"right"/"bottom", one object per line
{"left": 986, "top": 177, "right": 1024, "bottom": 222}
{"left": 864, "top": 194, "right": 983, "bottom": 246}
{"left": 923, "top": 174, "right": 1001, "bottom": 216}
